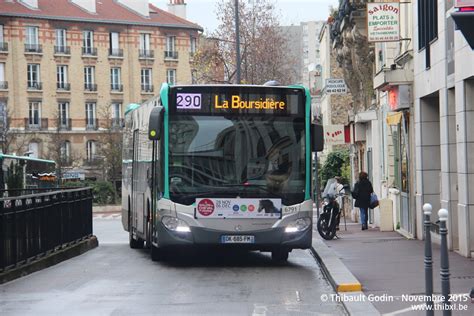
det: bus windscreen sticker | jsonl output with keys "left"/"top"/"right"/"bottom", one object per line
{"left": 176, "top": 93, "right": 202, "bottom": 110}
{"left": 195, "top": 198, "right": 282, "bottom": 219}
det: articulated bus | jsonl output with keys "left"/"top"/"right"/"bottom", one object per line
{"left": 122, "top": 83, "right": 323, "bottom": 262}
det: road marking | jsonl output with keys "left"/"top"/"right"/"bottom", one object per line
{"left": 295, "top": 291, "right": 301, "bottom": 302}
{"left": 252, "top": 304, "right": 267, "bottom": 316}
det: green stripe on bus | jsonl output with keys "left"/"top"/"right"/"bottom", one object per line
{"left": 160, "top": 83, "right": 170, "bottom": 199}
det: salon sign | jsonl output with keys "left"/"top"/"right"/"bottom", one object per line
{"left": 367, "top": 2, "right": 400, "bottom": 42}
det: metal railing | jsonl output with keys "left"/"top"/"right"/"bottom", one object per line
{"left": 54, "top": 46, "right": 70, "bottom": 55}
{"left": 24, "top": 44, "right": 42, "bottom": 53}
{"left": 27, "top": 81, "right": 42, "bottom": 90}
{"left": 57, "top": 82, "right": 71, "bottom": 91}
{"left": 84, "top": 83, "right": 97, "bottom": 91}
{"left": 141, "top": 84, "right": 154, "bottom": 93}
{"left": 24, "top": 118, "right": 48, "bottom": 130}
{"left": 110, "top": 118, "right": 124, "bottom": 129}
{"left": 165, "top": 51, "right": 178, "bottom": 59}
{"left": 0, "top": 81, "right": 7, "bottom": 89}
{"left": 59, "top": 118, "right": 72, "bottom": 131}
{"left": 139, "top": 49, "right": 154, "bottom": 58}
{"left": 0, "top": 42, "right": 8, "bottom": 52}
{"left": 0, "top": 188, "right": 93, "bottom": 273}
{"left": 110, "top": 83, "right": 123, "bottom": 92}
{"left": 85, "top": 118, "right": 98, "bottom": 130}
{"left": 109, "top": 49, "right": 123, "bottom": 57}
{"left": 82, "top": 47, "right": 97, "bottom": 56}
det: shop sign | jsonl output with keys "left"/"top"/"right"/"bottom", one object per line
{"left": 367, "top": 2, "right": 400, "bottom": 42}
{"left": 325, "top": 79, "right": 347, "bottom": 94}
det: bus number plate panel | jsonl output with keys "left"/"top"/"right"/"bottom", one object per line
{"left": 221, "top": 235, "right": 255, "bottom": 244}
{"left": 176, "top": 93, "right": 202, "bottom": 110}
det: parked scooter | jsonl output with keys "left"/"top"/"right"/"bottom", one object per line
{"left": 317, "top": 178, "right": 346, "bottom": 240}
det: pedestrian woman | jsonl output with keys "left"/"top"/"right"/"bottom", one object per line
{"left": 352, "top": 171, "right": 373, "bottom": 230}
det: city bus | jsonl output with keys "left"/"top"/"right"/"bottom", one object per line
{"left": 122, "top": 83, "right": 323, "bottom": 262}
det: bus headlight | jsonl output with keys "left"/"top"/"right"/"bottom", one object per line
{"left": 161, "top": 216, "right": 191, "bottom": 233}
{"left": 285, "top": 217, "right": 311, "bottom": 233}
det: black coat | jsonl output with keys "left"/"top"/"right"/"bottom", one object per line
{"left": 352, "top": 178, "right": 373, "bottom": 209}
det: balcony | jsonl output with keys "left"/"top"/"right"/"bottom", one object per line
{"left": 0, "top": 42, "right": 8, "bottom": 52}
{"left": 54, "top": 46, "right": 71, "bottom": 55}
{"left": 59, "top": 118, "right": 72, "bottom": 131}
{"left": 110, "top": 118, "right": 124, "bottom": 129}
{"left": 141, "top": 84, "right": 154, "bottom": 93}
{"left": 27, "top": 81, "right": 42, "bottom": 90}
{"left": 57, "top": 82, "right": 71, "bottom": 91}
{"left": 110, "top": 83, "right": 123, "bottom": 92}
{"left": 24, "top": 118, "right": 48, "bottom": 130}
{"left": 109, "top": 49, "right": 123, "bottom": 57}
{"left": 85, "top": 118, "right": 98, "bottom": 130}
{"left": 84, "top": 83, "right": 97, "bottom": 91}
{"left": 0, "top": 81, "right": 7, "bottom": 90}
{"left": 84, "top": 157, "right": 102, "bottom": 166}
{"left": 82, "top": 47, "right": 97, "bottom": 56}
{"left": 139, "top": 49, "right": 154, "bottom": 59}
{"left": 165, "top": 51, "right": 178, "bottom": 60}
{"left": 24, "top": 44, "right": 42, "bottom": 53}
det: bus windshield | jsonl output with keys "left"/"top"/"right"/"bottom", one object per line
{"left": 169, "top": 115, "right": 306, "bottom": 205}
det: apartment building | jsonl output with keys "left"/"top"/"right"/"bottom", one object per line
{"left": 0, "top": 0, "right": 202, "bottom": 179}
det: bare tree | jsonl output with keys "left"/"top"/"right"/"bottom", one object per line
{"left": 1, "top": 106, "right": 32, "bottom": 155}
{"left": 193, "top": 0, "right": 297, "bottom": 85}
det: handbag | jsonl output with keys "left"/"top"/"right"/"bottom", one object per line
{"left": 370, "top": 193, "right": 379, "bottom": 209}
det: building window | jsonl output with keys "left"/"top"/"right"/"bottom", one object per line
{"left": 86, "top": 140, "right": 96, "bottom": 161}
{"left": 418, "top": 0, "right": 438, "bottom": 50}
{"left": 58, "top": 102, "right": 69, "bottom": 129}
{"left": 29, "top": 101, "right": 41, "bottom": 127}
{"left": 83, "top": 30, "right": 94, "bottom": 54}
{"left": 84, "top": 66, "right": 96, "bottom": 90}
{"left": 110, "top": 68, "right": 122, "bottom": 91}
{"left": 60, "top": 141, "right": 70, "bottom": 163}
{"left": 139, "top": 33, "right": 152, "bottom": 57}
{"left": 57, "top": 66, "right": 69, "bottom": 90}
{"left": 166, "top": 69, "right": 176, "bottom": 85}
{"left": 141, "top": 68, "right": 153, "bottom": 92}
{"left": 55, "top": 29, "right": 68, "bottom": 53}
{"left": 109, "top": 32, "right": 121, "bottom": 56}
{"left": 0, "top": 62, "right": 5, "bottom": 89}
{"left": 190, "top": 37, "right": 197, "bottom": 55}
{"left": 28, "top": 142, "right": 39, "bottom": 158}
{"left": 0, "top": 24, "right": 3, "bottom": 43}
{"left": 165, "top": 36, "right": 177, "bottom": 58}
{"left": 111, "top": 102, "right": 122, "bottom": 127}
{"left": 27, "top": 64, "right": 41, "bottom": 89}
{"left": 26, "top": 26, "right": 38, "bottom": 45}
{"left": 85, "top": 102, "right": 96, "bottom": 129}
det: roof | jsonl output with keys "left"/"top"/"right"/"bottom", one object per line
{"left": 0, "top": 0, "right": 203, "bottom": 31}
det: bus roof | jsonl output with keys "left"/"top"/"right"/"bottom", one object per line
{"left": 0, "top": 154, "right": 56, "bottom": 164}
{"left": 170, "top": 84, "right": 306, "bottom": 90}
{"left": 125, "top": 103, "right": 141, "bottom": 115}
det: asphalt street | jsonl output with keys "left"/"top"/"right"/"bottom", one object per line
{"left": 0, "top": 217, "right": 346, "bottom": 316}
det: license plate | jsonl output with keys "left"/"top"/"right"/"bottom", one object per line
{"left": 221, "top": 235, "right": 255, "bottom": 244}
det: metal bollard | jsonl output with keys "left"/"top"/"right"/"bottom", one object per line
{"left": 423, "top": 203, "right": 434, "bottom": 316}
{"left": 438, "top": 208, "right": 451, "bottom": 316}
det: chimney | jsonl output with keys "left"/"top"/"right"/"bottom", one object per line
{"left": 71, "top": 0, "right": 96, "bottom": 14}
{"left": 19, "top": 0, "right": 38, "bottom": 9}
{"left": 117, "top": 0, "right": 150, "bottom": 18}
{"left": 167, "top": 0, "right": 186, "bottom": 20}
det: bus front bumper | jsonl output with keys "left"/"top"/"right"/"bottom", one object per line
{"left": 155, "top": 223, "right": 312, "bottom": 251}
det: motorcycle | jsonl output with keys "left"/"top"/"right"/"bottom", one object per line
{"left": 317, "top": 178, "right": 346, "bottom": 240}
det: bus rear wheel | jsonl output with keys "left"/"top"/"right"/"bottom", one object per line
{"left": 129, "top": 231, "right": 144, "bottom": 249}
{"left": 271, "top": 249, "right": 289, "bottom": 262}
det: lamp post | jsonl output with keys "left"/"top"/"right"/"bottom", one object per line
{"left": 234, "top": 0, "right": 241, "bottom": 84}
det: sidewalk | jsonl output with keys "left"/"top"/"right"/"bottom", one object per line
{"left": 93, "top": 204, "right": 121, "bottom": 213}
{"left": 319, "top": 219, "right": 474, "bottom": 315}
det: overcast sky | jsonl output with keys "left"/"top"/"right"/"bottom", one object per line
{"left": 151, "top": 0, "right": 339, "bottom": 34}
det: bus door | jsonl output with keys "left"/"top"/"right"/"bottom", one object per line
{"left": 132, "top": 130, "right": 145, "bottom": 235}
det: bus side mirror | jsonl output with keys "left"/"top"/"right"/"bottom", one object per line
{"left": 311, "top": 123, "right": 324, "bottom": 152}
{"left": 148, "top": 106, "right": 164, "bottom": 140}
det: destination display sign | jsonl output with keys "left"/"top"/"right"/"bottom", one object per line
{"left": 170, "top": 87, "right": 304, "bottom": 116}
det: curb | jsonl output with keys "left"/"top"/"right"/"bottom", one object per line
{"left": 310, "top": 238, "right": 380, "bottom": 315}
{"left": 0, "top": 236, "right": 98, "bottom": 284}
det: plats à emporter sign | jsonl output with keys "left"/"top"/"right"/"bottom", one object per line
{"left": 367, "top": 2, "right": 400, "bottom": 42}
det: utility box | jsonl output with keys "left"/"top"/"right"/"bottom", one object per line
{"left": 379, "top": 198, "right": 394, "bottom": 231}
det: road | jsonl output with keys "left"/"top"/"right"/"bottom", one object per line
{"left": 0, "top": 217, "right": 346, "bottom": 316}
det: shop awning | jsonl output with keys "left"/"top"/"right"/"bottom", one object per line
{"left": 386, "top": 112, "right": 403, "bottom": 125}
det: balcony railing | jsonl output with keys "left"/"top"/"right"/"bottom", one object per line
{"left": 85, "top": 118, "right": 98, "bottom": 130}
{"left": 59, "top": 118, "right": 72, "bottom": 131}
{"left": 84, "top": 83, "right": 97, "bottom": 91}
{"left": 0, "top": 42, "right": 8, "bottom": 52}
{"left": 27, "top": 81, "right": 42, "bottom": 90}
{"left": 24, "top": 118, "right": 48, "bottom": 130}
{"left": 109, "top": 48, "right": 123, "bottom": 57}
{"left": 110, "top": 83, "right": 123, "bottom": 92}
{"left": 110, "top": 118, "right": 124, "bottom": 129}
{"left": 0, "top": 81, "right": 7, "bottom": 89}
{"left": 82, "top": 47, "right": 97, "bottom": 56}
{"left": 54, "top": 46, "right": 71, "bottom": 55}
{"left": 24, "top": 44, "right": 42, "bottom": 53}
{"left": 84, "top": 158, "right": 102, "bottom": 166}
{"left": 139, "top": 49, "right": 154, "bottom": 58}
{"left": 57, "top": 82, "right": 71, "bottom": 91}
{"left": 165, "top": 51, "right": 178, "bottom": 59}
{"left": 141, "top": 84, "right": 154, "bottom": 93}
